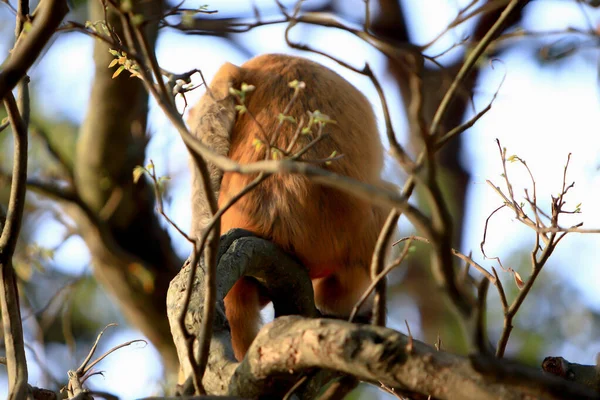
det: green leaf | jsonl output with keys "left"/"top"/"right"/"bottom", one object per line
{"left": 252, "top": 138, "right": 263, "bottom": 152}
{"left": 241, "top": 83, "right": 255, "bottom": 93}
{"left": 120, "top": 0, "right": 132, "bottom": 12}
{"left": 235, "top": 105, "right": 247, "bottom": 115}
{"left": 108, "top": 58, "right": 119, "bottom": 69}
{"left": 131, "top": 14, "right": 145, "bottom": 26}
{"left": 271, "top": 148, "right": 281, "bottom": 160}
{"left": 182, "top": 10, "right": 195, "bottom": 28}
{"left": 112, "top": 65, "right": 125, "bottom": 79}
{"left": 288, "top": 80, "right": 305, "bottom": 90}
{"left": 309, "top": 110, "right": 336, "bottom": 125}
{"left": 132, "top": 165, "right": 146, "bottom": 183}
{"left": 278, "top": 114, "right": 296, "bottom": 124}
{"left": 325, "top": 150, "right": 337, "bottom": 166}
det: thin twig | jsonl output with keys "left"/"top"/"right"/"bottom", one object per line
{"left": 350, "top": 237, "right": 413, "bottom": 322}
{"left": 370, "top": 210, "right": 399, "bottom": 327}
{"left": 14, "top": 0, "right": 30, "bottom": 129}
{"left": 281, "top": 12, "right": 415, "bottom": 169}
{"left": 394, "top": 236, "right": 494, "bottom": 282}
{"left": 429, "top": 0, "right": 525, "bottom": 137}
{"left": 110, "top": 9, "right": 219, "bottom": 392}
{"left": 488, "top": 144, "right": 577, "bottom": 358}
{"left": 67, "top": 323, "right": 146, "bottom": 397}
{"left": 76, "top": 323, "right": 117, "bottom": 374}
{"left": 82, "top": 338, "right": 147, "bottom": 374}
{"left": 492, "top": 267, "right": 508, "bottom": 312}
{"left": 474, "top": 277, "right": 491, "bottom": 354}
{"left": 0, "top": 92, "right": 29, "bottom": 400}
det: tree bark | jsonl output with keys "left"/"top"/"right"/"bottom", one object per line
{"left": 72, "top": 0, "right": 180, "bottom": 374}
{"left": 168, "top": 230, "right": 599, "bottom": 400}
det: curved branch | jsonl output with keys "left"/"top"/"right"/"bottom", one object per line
{"left": 233, "top": 317, "right": 600, "bottom": 400}
{"left": 167, "top": 230, "right": 320, "bottom": 396}
{"left": 73, "top": 0, "right": 181, "bottom": 373}
{"left": 0, "top": 92, "right": 29, "bottom": 400}
{"left": 429, "top": 0, "right": 526, "bottom": 137}
{"left": 0, "top": 0, "right": 69, "bottom": 100}
{"left": 167, "top": 229, "right": 599, "bottom": 400}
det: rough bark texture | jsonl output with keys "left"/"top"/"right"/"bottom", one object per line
{"left": 167, "top": 230, "right": 600, "bottom": 400}
{"left": 166, "top": 229, "right": 319, "bottom": 394}
{"left": 71, "top": 0, "right": 180, "bottom": 373}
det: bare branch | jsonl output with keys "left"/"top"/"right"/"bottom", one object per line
{"left": 394, "top": 236, "right": 494, "bottom": 282}
{"left": 234, "top": 316, "right": 599, "bottom": 400}
{"left": 66, "top": 323, "right": 146, "bottom": 398}
{"left": 429, "top": 0, "right": 527, "bottom": 137}
{"left": 0, "top": 92, "right": 29, "bottom": 400}
{"left": 350, "top": 236, "right": 413, "bottom": 323}
{"left": 486, "top": 143, "right": 579, "bottom": 357}
{"left": 370, "top": 210, "right": 399, "bottom": 326}
{"left": 0, "top": 0, "right": 69, "bottom": 99}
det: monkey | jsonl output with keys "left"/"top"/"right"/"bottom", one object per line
{"left": 187, "top": 54, "right": 388, "bottom": 361}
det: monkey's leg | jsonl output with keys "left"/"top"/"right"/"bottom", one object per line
{"left": 312, "top": 265, "right": 375, "bottom": 323}
{"left": 224, "top": 277, "right": 263, "bottom": 361}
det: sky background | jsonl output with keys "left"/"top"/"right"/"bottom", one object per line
{"left": 1, "top": 0, "right": 600, "bottom": 398}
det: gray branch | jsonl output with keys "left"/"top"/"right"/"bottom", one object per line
{"left": 168, "top": 230, "right": 600, "bottom": 400}
{"left": 0, "top": 0, "right": 69, "bottom": 100}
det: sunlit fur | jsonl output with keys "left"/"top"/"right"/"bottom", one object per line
{"left": 200, "top": 54, "right": 387, "bottom": 361}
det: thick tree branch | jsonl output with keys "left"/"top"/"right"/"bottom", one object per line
{"left": 233, "top": 316, "right": 600, "bottom": 400}
{"left": 0, "top": 0, "right": 69, "bottom": 100}
{"left": 167, "top": 230, "right": 599, "bottom": 400}
{"left": 542, "top": 356, "right": 600, "bottom": 393}
{"left": 167, "top": 230, "right": 320, "bottom": 396}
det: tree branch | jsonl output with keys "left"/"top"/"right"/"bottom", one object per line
{"left": 0, "top": 0, "right": 69, "bottom": 100}
{"left": 429, "top": 0, "right": 527, "bottom": 137}
{"left": 72, "top": 0, "right": 180, "bottom": 373}
{"left": 233, "top": 316, "right": 600, "bottom": 400}
{"left": 167, "top": 229, "right": 599, "bottom": 399}
{"left": 167, "top": 230, "right": 319, "bottom": 396}
{"left": 0, "top": 92, "right": 29, "bottom": 400}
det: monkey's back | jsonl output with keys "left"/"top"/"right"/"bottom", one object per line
{"left": 218, "top": 54, "right": 385, "bottom": 277}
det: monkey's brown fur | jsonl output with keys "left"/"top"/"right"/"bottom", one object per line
{"left": 189, "top": 54, "right": 387, "bottom": 361}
